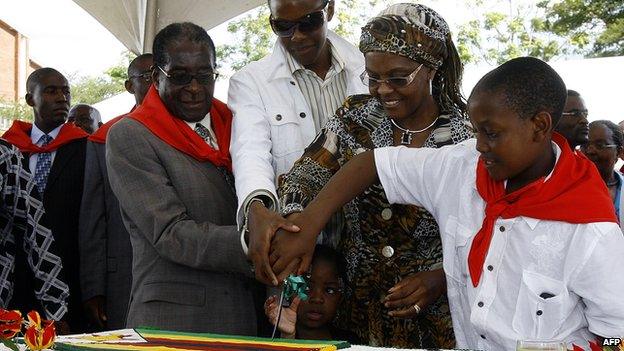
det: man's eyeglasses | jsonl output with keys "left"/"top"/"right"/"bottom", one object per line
{"left": 269, "top": 0, "right": 329, "bottom": 37}
{"left": 128, "top": 71, "right": 152, "bottom": 82}
{"left": 580, "top": 141, "right": 618, "bottom": 151}
{"left": 157, "top": 66, "right": 219, "bottom": 86}
{"left": 562, "top": 109, "right": 589, "bottom": 119}
{"left": 360, "top": 64, "right": 424, "bottom": 89}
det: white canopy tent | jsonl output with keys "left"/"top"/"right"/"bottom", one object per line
{"left": 72, "top": 0, "right": 265, "bottom": 54}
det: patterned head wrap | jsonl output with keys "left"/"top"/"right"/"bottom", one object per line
{"left": 360, "top": 3, "right": 450, "bottom": 69}
{"left": 359, "top": 3, "right": 467, "bottom": 112}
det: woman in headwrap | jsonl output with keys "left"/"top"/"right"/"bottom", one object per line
{"left": 276, "top": 3, "right": 472, "bottom": 348}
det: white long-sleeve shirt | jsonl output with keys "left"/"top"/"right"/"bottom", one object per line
{"left": 374, "top": 139, "right": 624, "bottom": 351}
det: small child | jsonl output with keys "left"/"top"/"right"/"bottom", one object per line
{"left": 264, "top": 245, "right": 359, "bottom": 344}
{"left": 268, "top": 57, "right": 624, "bottom": 350}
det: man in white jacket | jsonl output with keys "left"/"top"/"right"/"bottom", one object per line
{"left": 228, "top": 0, "right": 366, "bottom": 285}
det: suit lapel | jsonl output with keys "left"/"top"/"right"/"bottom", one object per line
{"left": 46, "top": 142, "right": 77, "bottom": 190}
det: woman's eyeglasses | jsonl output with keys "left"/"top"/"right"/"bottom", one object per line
{"left": 269, "top": 0, "right": 329, "bottom": 37}
{"left": 360, "top": 64, "right": 424, "bottom": 89}
{"left": 157, "top": 66, "right": 219, "bottom": 86}
{"left": 580, "top": 141, "right": 618, "bottom": 151}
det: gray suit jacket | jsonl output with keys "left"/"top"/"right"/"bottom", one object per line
{"left": 79, "top": 140, "right": 132, "bottom": 329}
{"left": 106, "top": 118, "right": 256, "bottom": 335}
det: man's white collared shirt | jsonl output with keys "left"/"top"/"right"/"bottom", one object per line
{"left": 374, "top": 139, "right": 624, "bottom": 351}
{"left": 186, "top": 113, "right": 218, "bottom": 150}
{"left": 29, "top": 123, "right": 63, "bottom": 173}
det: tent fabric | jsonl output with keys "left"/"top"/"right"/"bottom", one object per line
{"left": 73, "top": 0, "right": 265, "bottom": 54}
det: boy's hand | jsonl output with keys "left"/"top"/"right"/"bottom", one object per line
{"left": 383, "top": 268, "right": 447, "bottom": 318}
{"left": 264, "top": 295, "right": 301, "bottom": 338}
{"left": 248, "top": 202, "right": 300, "bottom": 286}
{"left": 269, "top": 213, "right": 319, "bottom": 279}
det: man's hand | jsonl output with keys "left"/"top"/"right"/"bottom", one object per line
{"left": 270, "top": 212, "right": 319, "bottom": 280}
{"left": 247, "top": 201, "right": 299, "bottom": 286}
{"left": 384, "top": 268, "right": 447, "bottom": 318}
{"left": 83, "top": 295, "right": 107, "bottom": 330}
{"left": 264, "top": 295, "right": 301, "bottom": 338}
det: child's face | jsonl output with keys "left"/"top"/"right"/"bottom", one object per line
{"left": 297, "top": 259, "right": 342, "bottom": 330}
{"left": 468, "top": 89, "right": 547, "bottom": 183}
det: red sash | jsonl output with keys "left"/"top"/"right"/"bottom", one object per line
{"left": 89, "top": 114, "right": 127, "bottom": 144}
{"left": 469, "top": 132, "right": 617, "bottom": 287}
{"left": 2, "top": 120, "right": 88, "bottom": 153}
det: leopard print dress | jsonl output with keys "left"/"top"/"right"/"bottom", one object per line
{"left": 279, "top": 94, "right": 473, "bottom": 348}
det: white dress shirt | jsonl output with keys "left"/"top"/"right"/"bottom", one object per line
{"left": 186, "top": 112, "right": 218, "bottom": 150}
{"left": 374, "top": 139, "right": 624, "bottom": 351}
{"left": 29, "top": 123, "right": 63, "bottom": 173}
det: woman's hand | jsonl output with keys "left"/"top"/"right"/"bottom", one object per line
{"left": 269, "top": 212, "right": 320, "bottom": 280}
{"left": 264, "top": 295, "right": 301, "bottom": 338}
{"left": 247, "top": 202, "right": 300, "bottom": 286}
{"left": 384, "top": 268, "right": 447, "bottom": 318}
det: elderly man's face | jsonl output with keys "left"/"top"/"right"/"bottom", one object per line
{"left": 154, "top": 40, "right": 215, "bottom": 123}
{"left": 69, "top": 105, "right": 98, "bottom": 134}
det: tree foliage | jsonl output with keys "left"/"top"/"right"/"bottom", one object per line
{"left": 539, "top": 0, "right": 624, "bottom": 57}
{"left": 0, "top": 99, "right": 33, "bottom": 122}
{"left": 69, "top": 51, "right": 134, "bottom": 105}
{"left": 456, "top": 0, "right": 565, "bottom": 65}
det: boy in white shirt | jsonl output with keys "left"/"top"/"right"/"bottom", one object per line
{"left": 265, "top": 57, "right": 624, "bottom": 350}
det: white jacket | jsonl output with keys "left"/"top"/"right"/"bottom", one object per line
{"left": 228, "top": 31, "right": 366, "bottom": 225}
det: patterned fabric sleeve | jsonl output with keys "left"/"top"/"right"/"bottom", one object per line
{"left": 0, "top": 141, "right": 69, "bottom": 320}
{"left": 278, "top": 116, "right": 346, "bottom": 215}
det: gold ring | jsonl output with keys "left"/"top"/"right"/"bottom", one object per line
{"left": 413, "top": 303, "right": 421, "bottom": 314}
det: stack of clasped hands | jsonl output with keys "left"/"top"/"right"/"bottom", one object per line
{"left": 246, "top": 202, "right": 446, "bottom": 319}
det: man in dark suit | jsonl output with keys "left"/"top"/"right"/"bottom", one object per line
{"left": 2, "top": 67, "right": 89, "bottom": 332}
{"left": 106, "top": 23, "right": 257, "bottom": 334}
{"left": 79, "top": 53, "right": 153, "bottom": 331}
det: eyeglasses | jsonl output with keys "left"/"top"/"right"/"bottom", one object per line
{"left": 580, "top": 141, "right": 618, "bottom": 151}
{"left": 269, "top": 0, "right": 329, "bottom": 37}
{"left": 157, "top": 66, "right": 219, "bottom": 86}
{"left": 128, "top": 71, "right": 152, "bottom": 82}
{"left": 562, "top": 109, "right": 589, "bottom": 119}
{"left": 360, "top": 64, "right": 424, "bottom": 88}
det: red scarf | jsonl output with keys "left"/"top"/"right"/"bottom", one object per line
{"left": 469, "top": 133, "right": 617, "bottom": 287}
{"left": 127, "top": 86, "right": 232, "bottom": 170}
{"left": 2, "top": 120, "right": 88, "bottom": 153}
{"left": 89, "top": 114, "right": 127, "bottom": 144}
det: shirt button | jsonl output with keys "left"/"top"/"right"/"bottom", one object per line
{"left": 276, "top": 114, "right": 282, "bottom": 121}
{"left": 381, "top": 208, "right": 392, "bottom": 220}
{"left": 382, "top": 246, "right": 394, "bottom": 258}
{"left": 487, "top": 265, "right": 493, "bottom": 271}
{"left": 536, "top": 310, "right": 543, "bottom": 316}
{"left": 478, "top": 301, "right": 484, "bottom": 307}
{"left": 480, "top": 335, "right": 486, "bottom": 340}
{"left": 499, "top": 226, "right": 506, "bottom": 232}
{"left": 290, "top": 81, "right": 296, "bottom": 85}
{"left": 300, "top": 112, "right": 306, "bottom": 118}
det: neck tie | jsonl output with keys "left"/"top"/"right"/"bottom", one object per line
{"left": 33, "top": 134, "right": 53, "bottom": 194}
{"left": 194, "top": 123, "right": 217, "bottom": 149}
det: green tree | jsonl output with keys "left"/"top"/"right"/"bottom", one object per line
{"left": 70, "top": 51, "right": 134, "bottom": 105}
{"left": 456, "top": 0, "right": 565, "bottom": 65}
{"left": 0, "top": 99, "right": 33, "bottom": 122}
{"left": 539, "top": 0, "right": 624, "bottom": 57}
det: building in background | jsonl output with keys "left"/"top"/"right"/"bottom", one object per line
{"left": 0, "top": 19, "right": 41, "bottom": 131}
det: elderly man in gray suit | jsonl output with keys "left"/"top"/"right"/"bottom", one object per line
{"left": 79, "top": 53, "right": 153, "bottom": 331}
{"left": 106, "top": 22, "right": 256, "bottom": 334}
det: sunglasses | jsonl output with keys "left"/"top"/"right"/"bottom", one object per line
{"left": 157, "top": 66, "right": 219, "bottom": 86}
{"left": 360, "top": 64, "right": 424, "bottom": 89}
{"left": 562, "top": 109, "right": 589, "bottom": 119}
{"left": 128, "top": 71, "right": 152, "bottom": 82}
{"left": 580, "top": 141, "right": 618, "bottom": 152}
{"left": 270, "top": 0, "right": 329, "bottom": 37}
